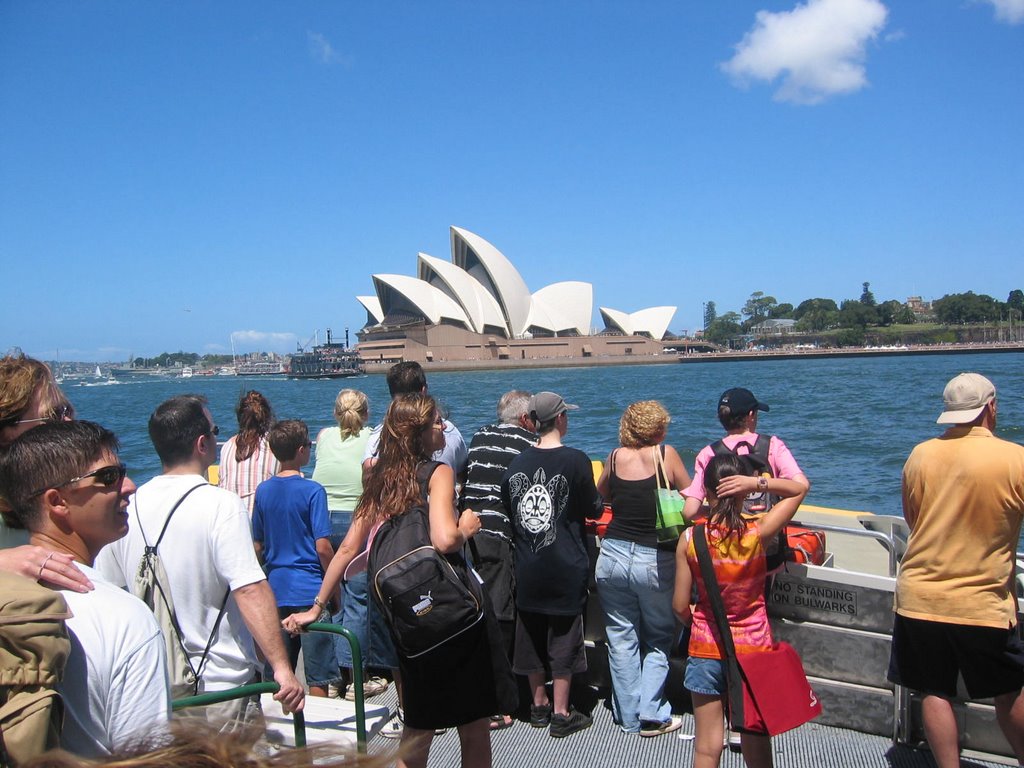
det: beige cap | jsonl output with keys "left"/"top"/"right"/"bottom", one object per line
{"left": 936, "top": 372, "right": 995, "bottom": 425}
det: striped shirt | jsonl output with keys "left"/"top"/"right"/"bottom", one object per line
{"left": 218, "top": 435, "right": 280, "bottom": 515}
{"left": 461, "top": 423, "right": 536, "bottom": 541}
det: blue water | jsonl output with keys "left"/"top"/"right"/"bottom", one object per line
{"left": 67, "top": 352, "right": 1023, "bottom": 521}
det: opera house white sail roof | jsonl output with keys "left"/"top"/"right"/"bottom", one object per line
{"left": 361, "top": 226, "right": 675, "bottom": 340}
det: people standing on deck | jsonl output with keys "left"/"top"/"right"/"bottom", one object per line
{"left": 683, "top": 387, "right": 809, "bottom": 523}
{"left": 674, "top": 453, "right": 807, "bottom": 768}
{"left": 252, "top": 419, "right": 338, "bottom": 699}
{"left": 286, "top": 394, "right": 514, "bottom": 768}
{"left": 888, "top": 373, "right": 1024, "bottom": 768}
{"left": 0, "top": 420, "right": 171, "bottom": 757}
{"left": 96, "top": 394, "right": 304, "bottom": 727}
{"left": 501, "top": 391, "right": 604, "bottom": 738}
{"left": 218, "top": 391, "right": 279, "bottom": 516}
{"left": 595, "top": 401, "right": 690, "bottom": 737}
{"left": 461, "top": 389, "right": 537, "bottom": 731}
{"left": 310, "top": 388, "right": 389, "bottom": 702}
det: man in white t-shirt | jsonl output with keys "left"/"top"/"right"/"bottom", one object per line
{"left": 0, "top": 420, "right": 170, "bottom": 757}
{"left": 362, "top": 361, "right": 467, "bottom": 476}
{"left": 96, "top": 395, "right": 304, "bottom": 724}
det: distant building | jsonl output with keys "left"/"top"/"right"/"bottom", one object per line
{"left": 906, "top": 296, "right": 932, "bottom": 315}
{"left": 356, "top": 227, "right": 677, "bottom": 365}
{"left": 750, "top": 318, "right": 797, "bottom": 335}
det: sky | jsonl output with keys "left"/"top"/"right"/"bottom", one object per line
{"left": 1, "top": 0, "right": 1022, "bottom": 362}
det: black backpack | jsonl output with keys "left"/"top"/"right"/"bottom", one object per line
{"left": 711, "top": 435, "right": 790, "bottom": 571}
{"left": 368, "top": 461, "right": 485, "bottom": 659}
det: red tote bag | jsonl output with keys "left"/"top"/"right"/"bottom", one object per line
{"left": 732, "top": 641, "right": 822, "bottom": 735}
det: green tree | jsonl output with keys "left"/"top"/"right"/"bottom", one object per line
{"left": 770, "top": 302, "right": 795, "bottom": 319}
{"left": 793, "top": 298, "right": 838, "bottom": 320}
{"left": 703, "top": 301, "right": 717, "bottom": 331}
{"left": 741, "top": 292, "right": 778, "bottom": 330}
{"left": 705, "top": 312, "right": 742, "bottom": 346}
{"left": 893, "top": 305, "right": 917, "bottom": 325}
{"left": 838, "top": 299, "right": 876, "bottom": 328}
{"left": 933, "top": 292, "right": 1002, "bottom": 324}
{"left": 1007, "top": 289, "right": 1024, "bottom": 313}
{"left": 875, "top": 299, "right": 904, "bottom": 327}
{"left": 860, "top": 282, "right": 876, "bottom": 307}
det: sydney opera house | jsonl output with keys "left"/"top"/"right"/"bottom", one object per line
{"left": 355, "top": 227, "right": 677, "bottom": 368}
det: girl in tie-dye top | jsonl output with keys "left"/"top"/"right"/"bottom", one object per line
{"left": 673, "top": 453, "right": 806, "bottom": 768}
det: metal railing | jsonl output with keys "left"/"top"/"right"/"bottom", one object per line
{"left": 172, "top": 623, "right": 367, "bottom": 753}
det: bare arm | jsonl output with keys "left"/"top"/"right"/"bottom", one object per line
{"left": 672, "top": 535, "right": 693, "bottom": 623}
{"left": 714, "top": 473, "right": 807, "bottom": 501}
{"left": 232, "top": 580, "right": 304, "bottom": 713}
{"left": 756, "top": 484, "right": 809, "bottom": 542}
{"left": 0, "top": 545, "right": 93, "bottom": 592}
{"left": 428, "top": 463, "right": 480, "bottom": 553}
{"left": 596, "top": 452, "right": 613, "bottom": 499}
{"left": 683, "top": 495, "right": 703, "bottom": 522}
{"left": 314, "top": 537, "right": 334, "bottom": 607}
{"left": 284, "top": 515, "right": 371, "bottom": 631}
{"left": 663, "top": 445, "right": 692, "bottom": 492}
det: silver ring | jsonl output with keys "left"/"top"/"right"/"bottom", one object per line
{"left": 37, "top": 552, "right": 54, "bottom": 579}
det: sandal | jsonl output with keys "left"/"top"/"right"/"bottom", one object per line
{"left": 489, "top": 714, "right": 514, "bottom": 731}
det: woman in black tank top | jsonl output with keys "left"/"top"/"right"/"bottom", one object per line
{"left": 594, "top": 401, "right": 692, "bottom": 737}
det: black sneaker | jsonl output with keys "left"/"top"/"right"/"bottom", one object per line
{"left": 549, "top": 707, "right": 593, "bottom": 738}
{"left": 529, "top": 703, "right": 552, "bottom": 728}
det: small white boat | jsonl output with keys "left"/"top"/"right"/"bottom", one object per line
{"left": 181, "top": 367, "right": 193, "bottom": 378}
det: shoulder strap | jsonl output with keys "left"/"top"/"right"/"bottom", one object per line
{"left": 693, "top": 524, "right": 747, "bottom": 725}
{"left": 140, "top": 483, "right": 207, "bottom": 552}
{"left": 751, "top": 434, "right": 772, "bottom": 466}
{"left": 653, "top": 445, "right": 670, "bottom": 491}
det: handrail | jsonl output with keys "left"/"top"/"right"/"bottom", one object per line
{"left": 173, "top": 681, "right": 307, "bottom": 747}
{"left": 307, "top": 622, "right": 367, "bottom": 753}
{"left": 791, "top": 519, "right": 900, "bottom": 577}
{"left": 171, "top": 623, "right": 367, "bottom": 753}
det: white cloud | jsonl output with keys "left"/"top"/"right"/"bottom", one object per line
{"left": 722, "top": 0, "right": 889, "bottom": 105}
{"left": 308, "top": 31, "right": 338, "bottom": 64}
{"left": 230, "top": 330, "right": 298, "bottom": 353}
{"left": 980, "top": 0, "right": 1024, "bottom": 24}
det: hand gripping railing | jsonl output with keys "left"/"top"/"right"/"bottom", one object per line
{"left": 172, "top": 622, "right": 367, "bottom": 753}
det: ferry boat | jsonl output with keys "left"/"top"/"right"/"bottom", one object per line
{"left": 287, "top": 328, "right": 363, "bottom": 379}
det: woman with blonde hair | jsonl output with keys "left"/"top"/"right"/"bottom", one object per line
{"left": 310, "top": 389, "right": 386, "bottom": 702}
{"left": 218, "top": 391, "right": 279, "bottom": 514}
{"left": 595, "top": 400, "right": 691, "bottom": 737}
{"left": 287, "top": 393, "right": 514, "bottom": 768}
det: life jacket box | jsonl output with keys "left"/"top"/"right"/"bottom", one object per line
{"left": 786, "top": 525, "right": 826, "bottom": 565}
{"left": 585, "top": 503, "right": 613, "bottom": 538}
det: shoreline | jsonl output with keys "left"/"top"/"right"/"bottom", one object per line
{"left": 361, "top": 341, "right": 1024, "bottom": 374}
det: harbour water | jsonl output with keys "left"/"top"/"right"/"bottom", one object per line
{"left": 58, "top": 351, "right": 1022, "bottom": 522}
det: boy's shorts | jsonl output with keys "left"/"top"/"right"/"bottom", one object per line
{"left": 888, "top": 614, "right": 1024, "bottom": 699}
{"left": 513, "top": 610, "right": 587, "bottom": 677}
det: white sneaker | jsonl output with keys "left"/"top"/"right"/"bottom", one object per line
{"left": 639, "top": 714, "right": 683, "bottom": 738}
{"left": 380, "top": 711, "right": 403, "bottom": 740}
{"left": 345, "top": 675, "right": 390, "bottom": 701}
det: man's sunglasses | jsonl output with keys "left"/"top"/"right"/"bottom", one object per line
{"left": 28, "top": 464, "right": 128, "bottom": 499}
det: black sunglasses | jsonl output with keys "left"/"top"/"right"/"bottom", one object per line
{"left": 28, "top": 464, "right": 128, "bottom": 499}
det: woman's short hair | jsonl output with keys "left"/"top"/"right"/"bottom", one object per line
{"left": 619, "top": 400, "right": 670, "bottom": 448}
{"left": 334, "top": 389, "right": 369, "bottom": 438}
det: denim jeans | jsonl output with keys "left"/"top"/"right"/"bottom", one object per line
{"left": 335, "top": 569, "right": 399, "bottom": 670}
{"left": 595, "top": 537, "right": 676, "bottom": 732}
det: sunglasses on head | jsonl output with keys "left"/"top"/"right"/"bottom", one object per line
{"left": 28, "top": 464, "right": 128, "bottom": 499}
{"left": 15, "top": 404, "right": 73, "bottom": 426}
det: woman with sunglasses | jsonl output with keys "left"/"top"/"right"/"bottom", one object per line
{"left": 0, "top": 353, "right": 93, "bottom": 593}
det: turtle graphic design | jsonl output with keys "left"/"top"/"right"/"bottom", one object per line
{"left": 507, "top": 467, "right": 569, "bottom": 553}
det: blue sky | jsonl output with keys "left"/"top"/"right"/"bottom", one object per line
{"left": 2, "top": 0, "right": 1022, "bottom": 362}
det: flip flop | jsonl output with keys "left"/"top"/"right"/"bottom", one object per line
{"left": 489, "top": 714, "right": 514, "bottom": 731}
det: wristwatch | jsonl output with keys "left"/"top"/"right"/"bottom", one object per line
{"left": 757, "top": 477, "right": 769, "bottom": 492}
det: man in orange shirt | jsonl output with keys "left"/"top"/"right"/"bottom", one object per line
{"left": 889, "top": 373, "right": 1024, "bottom": 768}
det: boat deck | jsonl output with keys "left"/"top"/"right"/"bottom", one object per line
{"left": 361, "top": 685, "right": 1008, "bottom": 767}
